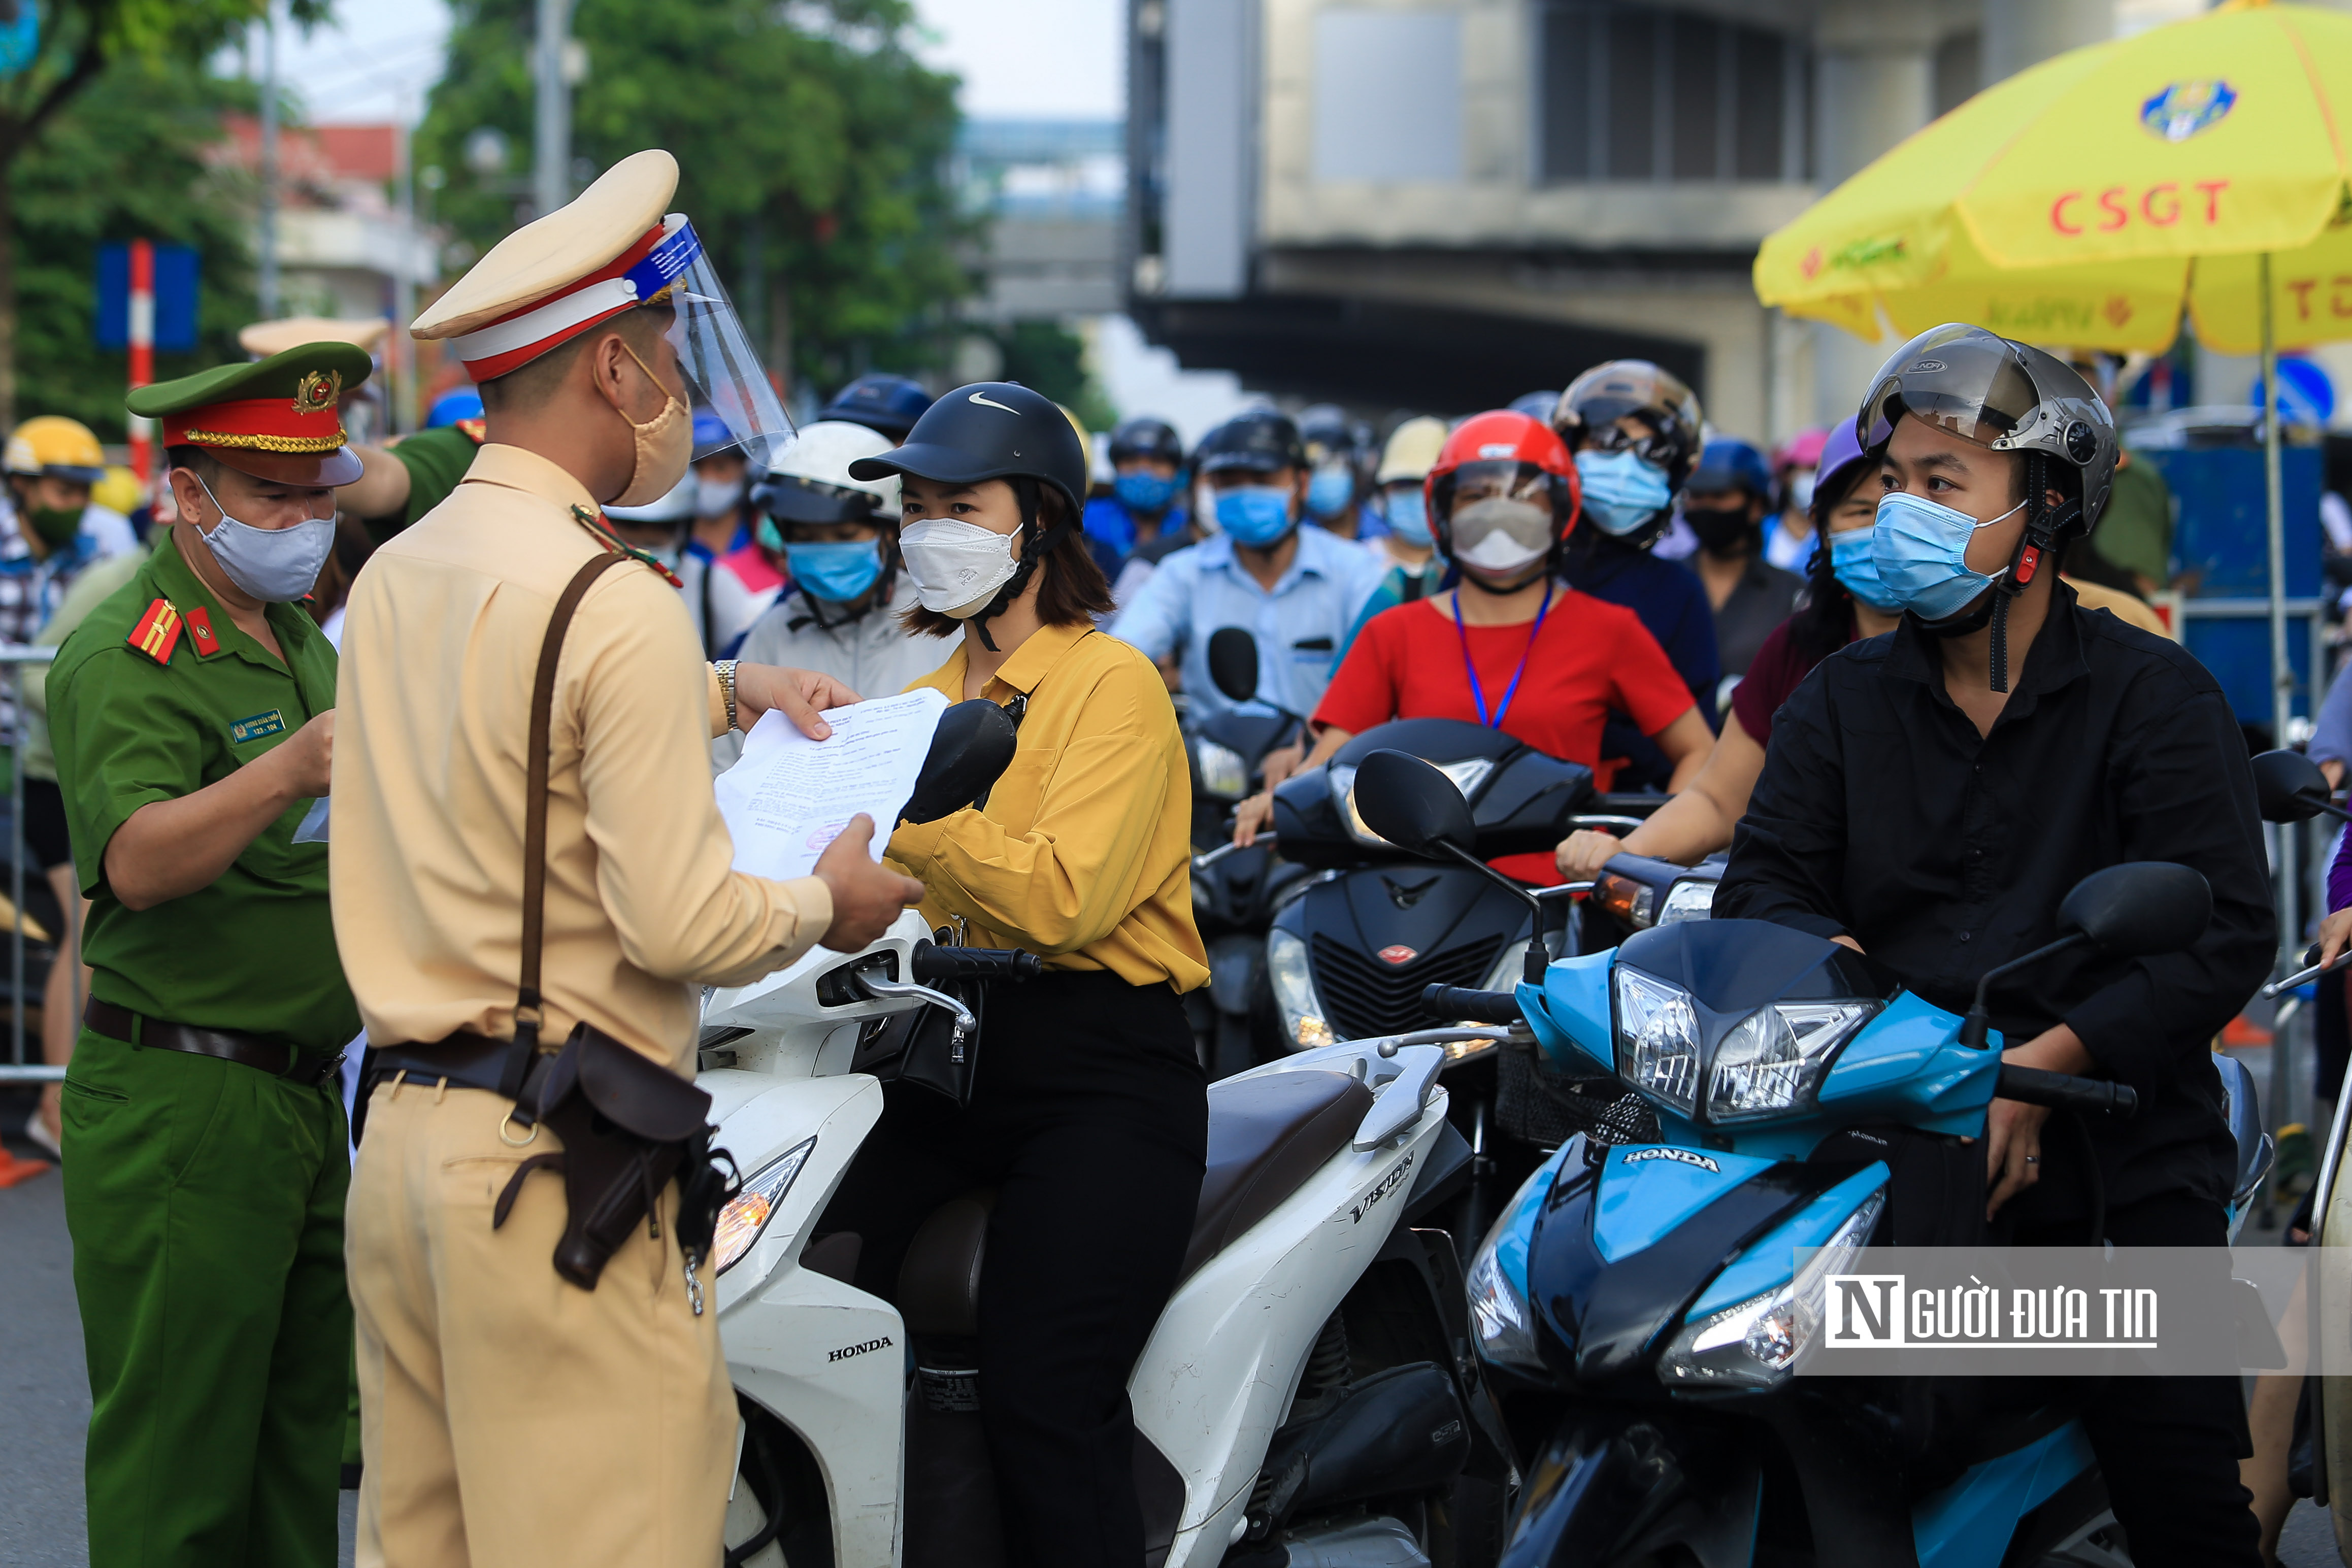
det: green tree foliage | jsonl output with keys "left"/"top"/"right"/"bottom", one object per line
{"left": 13, "top": 59, "right": 259, "bottom": 439}
{"left": 415, "top": 0, "right": 972, "bottom": 400}
{"left": 993, "top": 321, "right": 1115, "bottom": 435}
{"left": 0, "top": 0, "right": 329, "bottom": 426}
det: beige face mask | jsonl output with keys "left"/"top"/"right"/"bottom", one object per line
{"left": 608, "top": 339, "right": 692, "bottom": 508}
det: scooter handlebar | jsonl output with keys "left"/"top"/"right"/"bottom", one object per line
{"left": 1996, "top": 1064, "right": 2138, "bottom": 1119}
{"left": 909, "top": 946, "right": 1044, "bottom": 983}
{"left": 1421, "top": 984, "right": 1524, "bottom": 1025}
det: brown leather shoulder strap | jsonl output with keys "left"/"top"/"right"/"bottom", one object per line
{"left": 507, "top": 550, "right": 629, "bottom": 1082}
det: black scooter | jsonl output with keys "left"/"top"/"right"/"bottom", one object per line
{"left": 1263, "top": 716, "right": 1655, "bottom": 1252}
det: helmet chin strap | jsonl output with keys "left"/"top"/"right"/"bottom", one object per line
{"left": 1916, "top": 452, "right": 2079, "bottom": 693}
{"left": 969, "top": 481, "right": 1074, "bottom": 653}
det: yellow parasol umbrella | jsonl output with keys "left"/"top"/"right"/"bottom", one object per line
{"left": 1755, "top": 0, "right": 2352, "bottom": 762}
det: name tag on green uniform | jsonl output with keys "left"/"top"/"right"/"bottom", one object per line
{"left": 229, "top": 709, "right": 286, "bottom": 745}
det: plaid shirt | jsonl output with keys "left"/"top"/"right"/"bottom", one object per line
{"left": 0, "top": 524, "right": 112, "bottom": 744}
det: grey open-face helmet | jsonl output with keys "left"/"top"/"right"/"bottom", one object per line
{"left": 1857, "top": 323, "right": 2118, "bottom": 540}
{"left": 1855, "top": 323, "right": 2122, "bottom": 690}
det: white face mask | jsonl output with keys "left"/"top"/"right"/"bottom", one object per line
{"left": 695, "top": 475, "right": 744, "bottom": 518}
{"left": 191, "top": 474, "right": 335, "bottom": 603}
{"left": 899, "top": 516, "right": 1020, "bottom": 617}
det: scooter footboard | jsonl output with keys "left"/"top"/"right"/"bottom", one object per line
{"left": 1503, "top": 1405, "right": 1759, "bottom": 1568}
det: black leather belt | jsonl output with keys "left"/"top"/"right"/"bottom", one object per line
{"left": 365, "top": 1033, "right": 555, "bottom": 1103}
{"left": 85, "top": 998, "right": 344, "bottom": 1090}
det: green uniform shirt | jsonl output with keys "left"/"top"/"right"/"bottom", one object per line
{"left": 371, "top": 423, "right": 483, "bottom": 543}
{"left": 2090, "top": 455, "right": 2175, "bottom": 586}
{"left": 49, "top": 532, "right": 357, "bottom": 1050}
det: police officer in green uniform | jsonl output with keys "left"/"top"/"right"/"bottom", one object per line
{"left": 50, "top": 343, "right": 365, "bottom": 1567}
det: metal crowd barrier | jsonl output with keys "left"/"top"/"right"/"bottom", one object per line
{"left": 0, "top": 645, "right": 65, "bottom": 1084}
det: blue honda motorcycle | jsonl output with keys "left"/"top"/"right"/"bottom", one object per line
{"left": 1346, "top": 749, "right": 2275, "bottom": 1568}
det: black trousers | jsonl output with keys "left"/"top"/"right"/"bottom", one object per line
{"left": 2014, "top": 1191, "right": 2259, "bottom": 1568}
{"left": 820, "top": 971, "right": 1208, "bottom": 1567}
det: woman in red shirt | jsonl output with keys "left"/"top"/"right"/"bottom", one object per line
{"left": 1231, "top": 410, "right": 1711, "bottom": 869}
{"left": 1555, "top": 416, "right": 1894, "bottom": 877}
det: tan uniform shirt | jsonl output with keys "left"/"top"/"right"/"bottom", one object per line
{"left": 332, "top": 443, "right": 833, "bottom": 1073}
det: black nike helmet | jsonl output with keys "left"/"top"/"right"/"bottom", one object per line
{"left": 848, "top": 382, "right": 1095, "bottom": 648}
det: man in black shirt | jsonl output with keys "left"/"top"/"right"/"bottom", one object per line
{"left": 1717, "top": 324, "right": 2271, "bottom": 1568}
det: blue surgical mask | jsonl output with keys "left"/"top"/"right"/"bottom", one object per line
{"left": 1114, "top": 471, "right": 1176, "bottom": 514}
{"left": 784, "top": 539, "right": 886, "bottom": 603}
{"left": 1382, "top": 486, "right": 1433, "bottom": 547}
{"left": 1870, "top": 491, "right": 2025, "bottom": 621}
{"left": 1215, "top": 485, "right": 1297, "bottom": 548}
{"left": 1827, "top": 528, "right": 1904, "bottom": 613}
{"left": 1573, "top": 448, "right": 1674, "bottom": 536}
{"left": 1305, "top": 463, "right": 1354, "bottom": 520}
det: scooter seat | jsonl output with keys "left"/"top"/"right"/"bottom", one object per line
{"left": 895, "top": 1070, "right": 1379, "bottom": 1337}
{"left": 1182, "top": 1069, "right": 1376, "bottom": 1281}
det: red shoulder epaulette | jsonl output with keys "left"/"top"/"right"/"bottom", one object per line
{"left": 127, "top": 598, "right": 182, "bottom": 664}
{"left": 455, "top": 418, "right": 487, "bottom": 445}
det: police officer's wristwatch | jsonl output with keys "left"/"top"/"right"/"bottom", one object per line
{"left": 715, "top": 660, "right": 740, "bottom": 732}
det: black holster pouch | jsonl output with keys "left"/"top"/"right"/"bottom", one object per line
{"left": 491, "top": 1023, "right": 718, "bottom": 1290}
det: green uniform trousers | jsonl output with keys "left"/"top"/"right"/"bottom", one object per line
{"left": 61, "top": 1029, "right": 351, "bottom": 1567}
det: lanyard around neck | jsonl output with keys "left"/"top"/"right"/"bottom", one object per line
{"left": 1451, "top": 580, "right": 1553, "bottom": 730}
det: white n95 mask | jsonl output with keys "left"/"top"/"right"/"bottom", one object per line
{"left": 899, "top": 517, "right": 1020, "bottom": 617}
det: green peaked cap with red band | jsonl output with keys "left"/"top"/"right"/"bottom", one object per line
{"left": 127, "top": 341, "right": 373, "bottom": 487}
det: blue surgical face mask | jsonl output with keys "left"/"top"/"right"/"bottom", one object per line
{"left": 1305, "top": 462, "right": 1354, "bottom": 520}
{"left": 1382, "top": 485, "right": 1433, "bottom": 547}
{"left": 1573, "top": 448, "right": 1674, "bottom": 536}
{"left": 1827, "top": 527, "right": 1904, "bottom": 613}
{"left": 785, "top": 539, "right": 886, "bottom": 603}
{"left": 1114, "top": 471, "right": 1176, "bottom": 514}
{"left": 1870, "top": 490, "right": 2026, "bottom": 621}
{"left": 1215, "top": 485, "right": 1297, "bottom": 549}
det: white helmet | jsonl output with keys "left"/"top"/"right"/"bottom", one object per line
{"left": 753, "top": 419, "right": 900, "bottom": 527}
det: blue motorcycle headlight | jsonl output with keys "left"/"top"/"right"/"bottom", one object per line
{"left": 1705, "top": 1003, "right": 1875, "bottom": 1123}
{"left": 1466, "top": 1157, "right": 1562, "bottom": 1375}
{"left": 1613, "top": 969, "right": 1701, "bottom": 1116}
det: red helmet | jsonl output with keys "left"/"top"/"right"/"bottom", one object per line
{"left": 1426, "top": 411, "right": 1582, "bottom": 574}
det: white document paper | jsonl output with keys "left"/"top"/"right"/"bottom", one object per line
{"left": 714, "top": 687, "right": 951, "bottom": 881}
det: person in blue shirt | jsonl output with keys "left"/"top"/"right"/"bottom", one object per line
{"left": 1551, "top": 360, "right": 1722, "bottom": 789}
{"left": 1110, "top": 410, "right": 1385, "bottom": 781}
{"left": 1084, "top": 416, "right": 1188, "bottom": 571}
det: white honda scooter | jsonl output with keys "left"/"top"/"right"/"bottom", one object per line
{"left": 695, "top": 910, "right": 1513, "bottom": 1568}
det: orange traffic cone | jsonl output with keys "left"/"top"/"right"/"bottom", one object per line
{"left": 0, "top": 1144, "right": 52, "bottom": 1186}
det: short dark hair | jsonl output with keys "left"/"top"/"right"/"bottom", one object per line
{"left": 163, "top": 445, "right": 224, "bottom": 487}
{"left": 902, "top": 479, "right": 1113, "bottom": 639}
{"left": 479, "top": 307, "right": 670, "bottom": 415}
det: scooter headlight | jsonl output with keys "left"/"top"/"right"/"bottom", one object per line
{"left": 1195, "top": 739, "right": 1249, "bottom": 801}
{"left": 1613, "top": 969, "right": 1701, "bottom": 1116}
{"left": 1466, "top": 1162, "right": 1558, "bottom": 1375}
{"left": 712, "top": 1137, "right": 817, "bottom": 1276}
{"left": 1658, "top": 1191, "right": 1882, "bottom": 1389}
{"left": 1704, "top": 1003, "right": 1874, "bottom": 1123}
{"left": 1267, "top": 927, "right": 1334, "bottom": 1048}
{"left": 1656, "top": 877, "right": 1718, "bottom": 925}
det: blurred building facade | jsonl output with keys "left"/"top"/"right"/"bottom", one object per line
{"left": 215, "top": 118, "right": 438, "bottom": 327}
{"left": 1126, "top": 0, "right": 2118, "bottom": 438}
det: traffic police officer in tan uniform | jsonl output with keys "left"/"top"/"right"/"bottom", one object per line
{"left": 52, "top": 343, "right": 368, "bottom": 1566}
{"left": 334, "top": 150, "right": 921, "bottom": 1567}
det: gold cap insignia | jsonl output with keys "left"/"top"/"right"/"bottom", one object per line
{"left": 291, "top": 369, "right": 343, "bottom": 416}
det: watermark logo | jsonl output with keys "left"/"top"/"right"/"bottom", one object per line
{"left": 1825, "top": 1274, "right": 2160, "bottom": 1348}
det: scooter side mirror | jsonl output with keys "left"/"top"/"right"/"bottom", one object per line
{"left": 2250, "top": 748, "right": 2337, "bottom": 824}
{"left": 2058, "top": 861, "right": 2211, "bottom": 958}
{"left": 900, "top": 699, "right": 1020, "bottom": 825}
{"left": 1207, "top": 626, "right": 1261, "bottom": 706}
{"left": 1351, "top": 749, "right": 1477, "bottom": 859}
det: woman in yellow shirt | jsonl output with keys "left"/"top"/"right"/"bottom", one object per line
{"left": 821, "top": 382, "right": 1209, "bottom": 1566}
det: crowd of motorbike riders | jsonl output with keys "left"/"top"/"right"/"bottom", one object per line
{"left": 667, "top": 325, "right": 2286, "bottom": 1566}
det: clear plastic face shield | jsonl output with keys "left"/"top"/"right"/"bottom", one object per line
{"left": 1445, "top": 459, "right": 1553, "bottom": 514}
{"left": 635, "top": 214, "right": 794, "bottom": 469}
